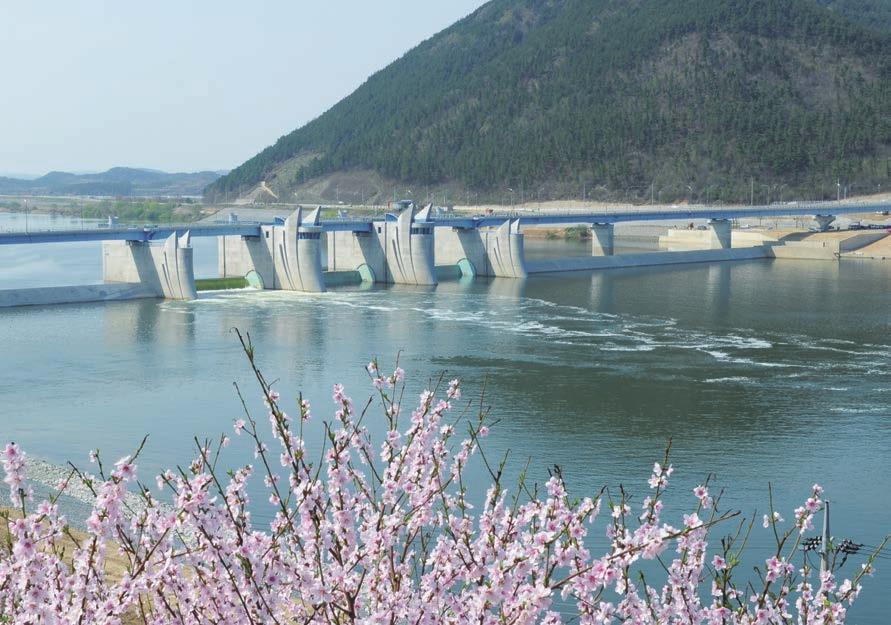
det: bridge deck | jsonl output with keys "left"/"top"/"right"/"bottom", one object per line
{"left": 0, "top": 202, "right": 887, "bottom": 245}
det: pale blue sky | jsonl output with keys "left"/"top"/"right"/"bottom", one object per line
{"left": 0, "top": 1, "right": 486, "bottom": 176}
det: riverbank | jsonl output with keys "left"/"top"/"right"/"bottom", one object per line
{"left": 1, "top": 506, "right": 130, "bottom": 581}
{"left": 2, "top": 503, "right": 143, "bottom": 624}
{"left": 0, "top": 196, "right": 210, "bottom": 223}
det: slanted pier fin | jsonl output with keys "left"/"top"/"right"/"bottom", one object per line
{"left": 590, "top": 223, "right": 614, "bottom": 256}
{"left": 485, "top": 219, "right": 528, "bottom": 278}
{"left": 707, "top": 219, "right": 732, "bottom": 250}
{"left": 295, "top": 207, "right": 326, "bottom": 293}
{"left": 273, "top": 207, "right": 327, "bottom": 292}
{"left": 385, "top": 205, "right": 437, "bottom": 285}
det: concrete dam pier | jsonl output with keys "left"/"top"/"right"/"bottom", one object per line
{"left": 0, "top": 201, "right": 887, "bottom": 307}
{"left": 103, "top": 231, "right": 197, "bottom": 300}
{"left": 219, "top": 206, "right": 327, "bottom": 292}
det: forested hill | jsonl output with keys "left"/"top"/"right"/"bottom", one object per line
{"left": 207, "top": 0, "right": 891, "bottom": 204}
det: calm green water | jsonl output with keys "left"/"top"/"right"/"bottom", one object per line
{"left": 1, "top": 213, "right": 890, "bottom": 620}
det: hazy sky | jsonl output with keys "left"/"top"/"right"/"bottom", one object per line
{"left": 0, "top": 1, "right": 486, "bottom": 176}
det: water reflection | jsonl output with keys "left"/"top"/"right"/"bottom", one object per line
{"left": 706, "top": 263, "right": 732, "bottom": 320}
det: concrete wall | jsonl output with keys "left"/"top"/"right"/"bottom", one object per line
{"left": 323, "top": 270, "right": 364, "bottom": 287}
{"left": 327, "top": 230, "right": 387, "bottom": 281}
{"left": 659, "top": 220, "right": 731, "bottom": 251}
{"left": 659, "top": 229, "right": 715, "bottom": 251}
{"left": 435, "top": 225, "right": 528, "bottom": 277}
{"left": 217, "top": 208, "right": 326, "bottom": 292}
{"left": 0, "top": 283, "right": 157, "bottom": 308}
{"left": 327, "top": 207, "right": 437, "bottom": 285}
{"left": 767, "top": 241, "right": 839, "bottom": 260}
{"left": 435, "top": 227, "right": 487, "bottom": 275}
{"left": 732, "top": 231, "right": 780, "bottom": 247}
{"left": 219, "top": 234, "right": 274, "bottom": 286}
{"left": 527, "top": 246, "right": 769, "bottom": 274}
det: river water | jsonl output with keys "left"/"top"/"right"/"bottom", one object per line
{"left": 1, "top": 213, "right": 889, "bottom": 620}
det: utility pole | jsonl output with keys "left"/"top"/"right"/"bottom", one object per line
{"left": 837, "top": 179, "right": 841, "bottom": 202}
{"left": 651, "top": 182, "right": 655, "bottom": 205}
{"left": 820, "top": 501, "right": 831, "bottom": 575}
{"left": 751, "top": 177, "right": 754, "bottom": 206}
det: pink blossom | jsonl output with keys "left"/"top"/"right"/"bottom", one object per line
{"left": 0, "top": 369, "right": 877, "bottom": 624}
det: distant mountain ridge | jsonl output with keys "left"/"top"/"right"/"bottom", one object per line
{"left": 207, "top": 0, "right": 891, "bottom": 204}
{"left": 0, "top": 167, "right": 224, "bottom": 197}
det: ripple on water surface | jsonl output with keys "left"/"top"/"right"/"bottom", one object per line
{"left": 2, "top": 259, "right": 891, "bottom": 621}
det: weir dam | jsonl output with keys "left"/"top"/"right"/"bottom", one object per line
{"left": 0, "top": 201, "right": 888, "bottom": 307}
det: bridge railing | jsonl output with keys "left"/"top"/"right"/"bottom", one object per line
{"left": 1, "top": 198, "right": 888, "bottom": 243}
